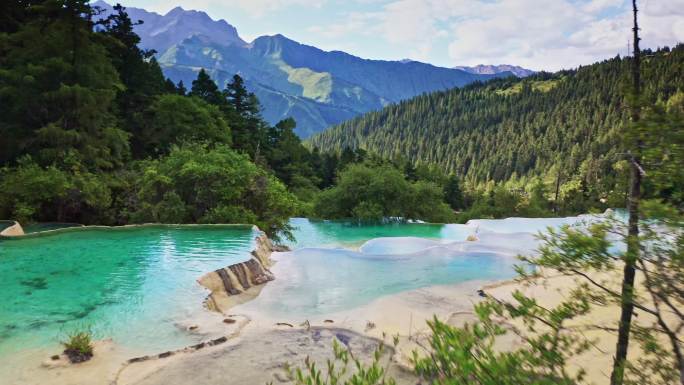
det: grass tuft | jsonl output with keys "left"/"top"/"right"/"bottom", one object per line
{"left": 62, "top": 329, "right": 94, "bottom": 363}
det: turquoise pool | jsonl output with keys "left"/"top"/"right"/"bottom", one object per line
{"left": 0, "top": 225, "right": 256, "bottom": 355}
{"left": 285, "top": 218, "right": 473, "bottom": 248}
{"left": 0, "top": 215, "right": 602, "bottom": 357}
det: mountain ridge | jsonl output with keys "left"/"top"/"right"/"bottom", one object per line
{"left": 93, "top": 1, "right": 521, "bottom": 137}
{"left": 453, "top": 64, "right": 535, "bottom": 78}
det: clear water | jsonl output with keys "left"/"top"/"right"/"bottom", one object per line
{"left": 0, "top": 225, "right": 256, "bottom": 355}
{"left": 245, "top": 214, "right": 618, "bottom": 317}
{"left": 241, "top": 247, "right": 515, "bottom": 316}
{"left": 243, "top": 218, "right": 536, "bottom": 318}
{"left": 0, "top": 214, "right": 609, "bottom": 357}
{"left": 286, "top": 218, "right": 474, "bottom": 249}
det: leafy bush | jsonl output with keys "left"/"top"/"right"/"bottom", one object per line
{"left": 127, "top": 142, "right": 300, "bottom": 239}
{"left": 313, "top": 163, "right": 455, "bottom": 223}
{"left": 285, "top": 336, "right": 398, "bottom": 385}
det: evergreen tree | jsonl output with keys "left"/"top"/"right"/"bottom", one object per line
{"left": 224, "top": 74, "right": 258, "bottom": 117}
{"left": 189, "top": 68, "right": 225, "bottom": 107}
{"left": 100, "top": 4, "right": 168, "bottom": 158}
{"left": 444, "top": 174, "right": 464, "bottom": 210}
{"left": 0, "top": 0, "right": 129, "bottom": 169}
{"left": 176, "top": 80, "right": 187, "bottom": 95}
{"left": 224, "top": 74, "right": 264, "bottom": 155}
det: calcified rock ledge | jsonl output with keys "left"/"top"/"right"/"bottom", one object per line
{"left": 0, "top": 221, "right": 259, "bottom": 240}
{"left": 198, "top": 231, "right": 289, "bottom": 312}
{"left": 0, "top": 220, "right": 25, "bottom": 236}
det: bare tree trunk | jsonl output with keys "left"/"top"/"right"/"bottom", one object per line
{"left": 610, "top": 2, "right": 642, "bottom": 384}
{"left": 554, "top": 166, "right": 562, "bottom": 213}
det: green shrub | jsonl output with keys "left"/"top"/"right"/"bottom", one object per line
{"left": 282, "top": 336, "right": 398, "bottom": 385}
{"left": 62, "top": 330, "right": 94, "bottom": 363}
{"left": 313, "top": 163, "right": 455, "bottom": 223}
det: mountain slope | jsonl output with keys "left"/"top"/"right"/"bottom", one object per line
{"left": 94, "top": 1, "right": 508, "bottom": 137}
{"left": 454, "top": 64, "right": 535, "bottom": 78}
{"left": 309, "top": 46, "right": 683, "bottom": 186}
{"left": 94, "top": 1, "right": 245, "bottom": 52}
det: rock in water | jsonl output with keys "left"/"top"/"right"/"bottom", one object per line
{"left": 197, "top": 231, "right": 276, "bottom": 308}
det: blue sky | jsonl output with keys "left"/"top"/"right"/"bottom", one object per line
{"left": 115, "top": 0, "right": 684, "bottom": 71}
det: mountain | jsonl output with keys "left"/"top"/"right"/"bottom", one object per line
{"left": 123, "top": 6, "right": 245, "bottom": 53}
{"left": 453, "top": 64, "right": 535, "bottom": 77}
{"left": 309, "top": 46, "right": 683, "bottom": 186}
{"left": 93, "top": 1, "right": 507, "bottom": 138}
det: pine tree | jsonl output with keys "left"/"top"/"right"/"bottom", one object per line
{"left": 224, "top": 74, "right": 258, "bottom": 117}
{"left": 100, "top": 4, "right": 168, "bottom": 158}
{"left": 0, "top": 0, "right": 129, "bottom": 169}
{"left": 189, "top": 69, "right": 225, "bottom": 107}
{"left": 444, "top": 174, "right": 464, "bottom": 210}
{"left": 224, "top": 74, "right": 263, "bottom": 155}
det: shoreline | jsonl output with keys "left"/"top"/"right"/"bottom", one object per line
{"left": 1, "top": 246, "right": 497, "bottom": 385}
{"left": 3, "top": 261, "right": 645, "bottom": 385}
{"left": 0, "top": 226, "right": 272, "bottom": 385}
{"left": 113, "top": 276, "right": 493, "bottom": 385}
{"left": 1, "top": 212, "right": 638, "bottom": 385}
{"left": 0, "top": 221, "right": 258, "bottom": 240}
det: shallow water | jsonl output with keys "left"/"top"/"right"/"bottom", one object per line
{"left": 247, "top": 215, "right": 610, "bottom": 318}
{"left": 0, "top": 214, "right": 613, "bottom": 358}
{"left": 242, "top": 247, "right": 515, "bottom": 317}
{"left": 286, "top": 218, "right": 473, "bottom": 249}
{"left": 0, "top": 225, "right": 256, "bottom": 355}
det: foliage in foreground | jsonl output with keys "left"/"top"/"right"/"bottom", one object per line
{"left": 286, "top": 338, "right": 397, "bottom": 385}
{"left": 525, "top": 207, "right": 684, "bottom": 385}
{"left": 289, "top": 287, "right": 593, "bottom": 385}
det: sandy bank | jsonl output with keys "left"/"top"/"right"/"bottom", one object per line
{"left": 113, "top": 276, "right": 493, "bottom": 385}
{"left": 114, "top": 266, "right": 680, "bottom": 385}
{"left": 483, "top": 269, "right": 682, "bottom": 385}
{"left": 8, "top": 265, "right": 665, "bottom": 385}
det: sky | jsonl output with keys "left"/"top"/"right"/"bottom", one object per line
{"left": 114, "top": 0, "right": 684, "bottom": 71}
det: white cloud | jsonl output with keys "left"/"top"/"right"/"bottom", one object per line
{"left": 135, "top": 0, "right": 683, "bottom": 70}
{"left": 439, "top": 0, "right": 683, "bottom": 70}
{"left": 309, "top": 0, "right": 684, "bottom": 70}
{"left": 583, "top": 0, "right": 624, "bottom": 14}
{"left": 141, "top": 0, "right": 326, "bottom": 18}
{"left": 231, "top": 0, "right": 326, "bottom": 17}
{"left": 307, "top": 12, "right": 381, "bottom": 38}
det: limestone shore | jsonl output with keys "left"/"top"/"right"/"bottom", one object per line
{"left": 2, "top": 262, "right": 662, "bottom": 385}
{"left": 3, "top": 230, "right": 676, "bottom": 385}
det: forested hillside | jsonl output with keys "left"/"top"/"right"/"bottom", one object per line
{"left": 0, "top": 2, "right": 304, "bottom": 238}
{"left": 310, "top": 46, "right": 684, "bottom": 208}
{"left": 0, "top": 1, "right": 464, "bottom": 234}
